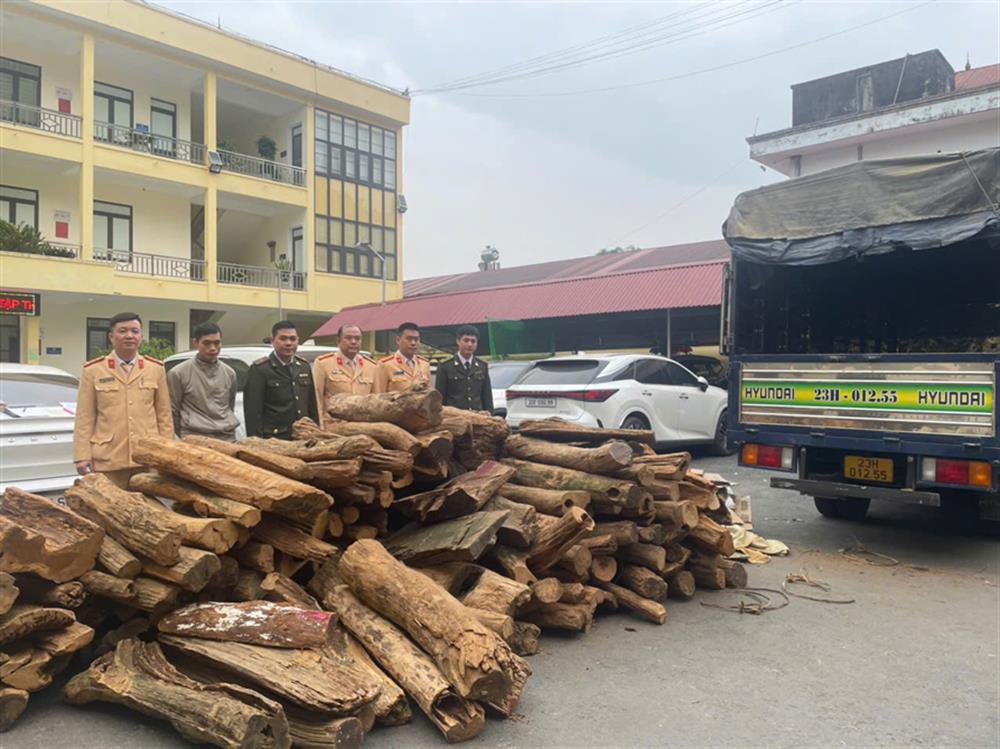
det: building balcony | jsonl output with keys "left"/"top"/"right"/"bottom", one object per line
{"left": 0, "top": 99, "right": 82, "bottom": 139}
{"left": 217, "top": 148, "right": 306, "bottom": 187}
{"left": 94, "top": 121, "right": 206, "bottom": 165}
{"left": 94, "top": 248, "right": 206, "bottom": 281}
{"left": 217, "top": 261, "right": 307, "bottom": 290}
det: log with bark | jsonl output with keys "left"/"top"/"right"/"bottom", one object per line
{"left": 666, "top": 570, "right": 697, "bottom": 600}
{"left": 394, "top": 461, "right": 514, "bottom": 523}
{"left": 0, "top": 487, "right": 104, "bottom": 582}
{"left": 489, "top": 546, "right": 537, "bottom": 586}
{"left": 241, "top": 435, "right": 375, "bottom": 462}
{"left": 440, "top": 407, "right": 510, "bottom": 469}
{"left": 460, "top": 569, "right": 531, "bottom": 617}
{"left": 617, "top": 543, "right": 667, "bottom": 575}
{"left": 130, "top": 577, "right": 181, "bottom": 615}
{"left": 65, "top": 639, "right": 290, "bottom": 749}
{"left": 520, "top": 602, "right": 593, "bottom": 633}
{"left": 503, "top": 458, "right": 643, "bottom": 508}
{"left": 185, "top": 435, "right": 314, "bottom": 481}
{"left": 140, "top": 547, "right": 221, "bottom": 593}
{"left": 14, "top": 578, "right": 86, "bottom": 609}
{"left": 34, "top": 620, "right": 95, "bottom": 657}
{"left": 596, "top": 581, "right": 667, "bottom": 625}
{"left": 526, "top": 507, "right": 595, "bottom": 574}
{"left": 325, "top": 628, "right": 413, "bottom": 728}
{"left": 329, "top": 586, "right": 485, "bottom": 742}
{"left": 617, "top": 565, "right": 668, "bottom": 602}
{"left": 251, "top": 516, "right": 341, "bottom": 564}
{"left": 516, "top": 417, "right": 654, "bottom": 445}
{"left": 508, "top": 622, "right": 541, "bottom": 657}
{"left": 383, "top": 511, "right": 509, "bottom": 567}
{"left": 79, "top": 571, "right": 136, "bottom": 603}
{"left": 504, "top": 434, "right": 633, "bottom": 474}
{"left": 338, "top": 540, "right": 529, "bottom": 713}
{"left": 325, "top": 389, "right": 443, "bottom": 433}
{"left": 499, "top": 484, "right": 591, "bottom": 516}
{"left": 589, "top": 520, "right": 639, "bottom": 547}
{"left": 295, "top": 418, "right": 420, "bottom": 456}
{"left": 234, "top": 542, "right": 275, "bottom": 574}
{"left": 0, "top": 687, "right": 28, "bottom": 732}
{"left": 718, "top": 558, "right": 749, "bottom": 589}
{"left": 158, "top": 601, "right": 335, "bottom": 649}
{"left": 308, "top": 460, "right": 365, "bottom": 490}
{"left": 555, "top": 544, "right": 593, "bottom": 580}
{"left": 160, "top": 634, "right": 381, "bottom": 716}
{"left": 483, "top": 495, "right": 539, "bottom": 548}
{"left": 97, "top": 536, "right": 142, "bottom": 579}
{"left": 685, "top": 514, "right": 736, "bottom": 556}
{"left": 259, "top": 573, "right": 321, "bottom": 610}
{"left": 0, "top": 605, "right": 75, "bottom": 647}
{"left": 589, "top": 555, "right": 618, "bottom": 583}
{"left": 132, "top": 436, "right": 332, "bottom": 519}
{"left": 129, "top": 472, "right": 262, "bottom": 527}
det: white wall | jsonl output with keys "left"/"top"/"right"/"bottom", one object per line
{"left": 93, "top": 180, "right": 192, "bottom": 259}
{"left": 2, "top": 163, "right": 81, "bottom": 245}
{"left": 1, "top": 37, "right": 80, "bottom": 116}
{"left": 218, "top": 106, "right": 305, "bottom": 166}
{"left": 93, "top": 57, "right": 194, "bottom": 142}
{"left": 38, "top": 296, "right": 191, "bottom": 372}
{"left": 218, "top": 209, "right": 305, "bottom": 267}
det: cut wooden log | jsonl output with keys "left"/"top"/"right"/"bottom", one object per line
{"left": 65, "top": 474, "right": 184, "bottom": 566}
{"left": 596, "top": 581, "right": 667, "bottom": 624}
{"left": 338, "top": 540, "right": 529, "bottom": 710}
{"left": 96, "top": 617, "right": 150, "bottom": 655}
{"left": 394, "top": 461, "right": 514, "bottom": 523}
{"left": 328, "top": 512, "right": 345, "bottom": 539}
{"left": 413, "top": 430, "right": 454, "bottom": 462}
{"left": 308, "top": 460, "right": 365, "bottom": 490}
{"left": 590, "top": 520, "right": 639, "bottom": 547}
{"left": 79, "top": 570, "right": 136, "bottom": 602}
{"left": 286, "top": 510, "right": 331, "bottom": 539}
{"left": 526, "top": 506, "right": 595, "bottom": 574}
{"left": 295, "top": 418, "right": 420, "bottom": 456}
{"left": 490, "top": 546, "right": 537, "bottom": 586}
{"left": 383, "top": 511, "right": 509, "bottom": 567}
{"left": 499, "top": 484, "right": 590, "bottom": 516}
{"left": 329, "top": 586, "right": 485, "bottom": 742}
{"left": 529, "top": 577, "right": 563, "bottom": 605}
{"left": 509, "top": 622, "right": 541, "bottom": 657}
{"left": 141, "top": 547, "right": 221, "bottom": 593}
{"left": 159, "top": 601, "right": 335, "bottom": 648}
{"left": 160, "top": 633, "right": 380, "bottom": 715}
{"left": 260, "top": 573, "right": 321, "bottom": 610}
{"left": 205, "top": 556, "right": 239, "bottom": 592}
{"left": 686, "top": 515, "right": 736, "bottom": 556}
{"left": 251, "top": 516, "right": 341, "bottom": 564}
{"left": 97, "top": 535, "right": 142, "bottom": 579}
{"left": 284, "top": 709, "right": 363, "bottom": 749}
{"left": 666, "top": 544, "right": 692, "bottom": 566}
{"left": 520, "top": 602, "right": 593, "bottom": 632}
{"left": 618, "top": 543, "right": 667, "bottom": 575}
{"left": 360, "top": 448, "right": 414, "bottom": 479}
{"left": 14, "top": 578, "right": 85, "bottom": 609}
{"left": 589, "top": 555, "right": 618, "bottom": 583}
{"left": 0, "top": 687, "right": 28, "bottom": 732}
{"left": 185, "top": 435, "right": 314, "bottom": 480}
{"left": 234, "top": 541, "right": 275, "bottom": 574}
{"left": 415, "top": 563, "right": 481, "bottom": 598}
{"left": 556, "top": 544, "right": 593, "bottom": 579}
{"left": 275, "top": 553, "right": 309, "bottom": 579}
{"left": 243, "top": 434, "right": 375, "bottom": 461}
{"left": 460, "top": 569, "right": 531, "bottom": 617}
{"left": 0, "top": 605, "right": 75, "bottom": 646}
{"left": 557, "top": 582, "right": 588, "bottom": 604}
{"left": 34, "top": 620, "right": 94, "bottom": 656}
{"left": 340, "top": 506, "right": 361, "bottom": 525}
{"left": 132, "top": 435, "right": 332, "bottom": 519}
{"left": 131, "top": 577, "right": 181, "bottom": 615}
{"left": 637, "top": 523, "right": 667, "bottom": 546}
{"left": 0, "top": 574, "right": 17, "bottom": 616}
{"left": 155, "top": 511, "right": 240, "bottom": 556}
{"left": 718, "top": 557, "right": 749, "bottom": 588}
{"left": 505, "top": 434, "right": 633, "bottom": 474}
{"left": 579, "top": 533, "right": 619, "bottom": 556}
{"left": 504, "top": 458, "right": 642, "bottom": 508}
{"left": 466, "top": 608, "right": 514, "bottom": 640}
{"left": 516, "top": 417, "right": 654, "bottom": 445}
{"left": 65, "top": 639, "right": 290, "bottom": 749}
{"left": 0, "top": 647, "right": 58, "bottom": 691}
{"left": 441, "top": 407, "right": 510, "bottom": 469}
{"left": 617, "top": 565, "right": 668, "bottom": 602}
{"left": 233, "top": 569, "right": 265, "bottom": 602}
{"left": 484, "top": 496, "right": 538, "bottom": 549}
{"left": 324, "top": 628, "right": 413, "bottom": 728}
{"left": 666, "top": 570, "right": 696, "bottom": 600}
{"left": 129, "top": 472, "right": 262, "bottom": 527}
{"left": 654, "top": 500, "right": 699, "bottom": 531}
{"left": 325, "top": 389, "right": 442, "bottom": 433}
{"left": 631, "top": 451, "right": 691, "bottom": 478}
{"left": 678, "top": 480, "right": 721, "bottom": 511}
{"left": 0, "top": 487, "right": 104, "bottom": 582}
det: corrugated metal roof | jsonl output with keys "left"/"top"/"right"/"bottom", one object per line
{"left": 955, "top": 63, "right": 1000, "bottom": 91}
{"left": 403, "top": 239, "right": 729, "bottom": 298}
{"left": 315, "top": 260, "right": 725, "bottom": 336}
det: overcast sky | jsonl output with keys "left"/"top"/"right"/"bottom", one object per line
{"left": 162, "top": 0, "right": 999, "bottom": 279}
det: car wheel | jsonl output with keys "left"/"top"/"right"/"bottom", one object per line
{"left": 708, "top": 410, "right": 733, "bottom": 456}
{"left": 813, "top": 496, "right": 870, "bottom": 520}
{"left": 620, "top": 413, "right": 650, "bottom": 431}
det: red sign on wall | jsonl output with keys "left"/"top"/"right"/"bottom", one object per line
{"left": 0, "top": 291, "right": 41, "bottom": 317}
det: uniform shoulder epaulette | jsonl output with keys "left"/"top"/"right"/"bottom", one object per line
{"left": 416, "top": 355, "right": 428, "bottom": 362}
{"left": 361, "top": 354, "right": 376, "bottom": 363}
{"left": 294, "top": 355, "right": 309, "bottom": 364}
{"left": 253, "top": 356, "right": 270, "bottom": 366}
{"left": 83, "top": 356, "right": 104, "bottom": 368}
{"left": 316, "top": 352, "right": 335, "bottom": 362}
{"left": 379, "top": 354, "right": 395, "bottom": 363}
{"left": 143, "top": 356, "right": 163, "bottom": 365}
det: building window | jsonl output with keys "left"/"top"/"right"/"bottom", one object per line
{"left": 315, "top": 215, "right": 396, "bottom": 280}
{"left": 0, "top": 56, "right": 41, "bottom": 127}
{"left": 0, "top": 185, "right": 39, "bottom": 229}
{"left": 86, "top": 317, "right": 111, "bottom": 359}
{"left": 314, "top": 108, "right": 396, "bottom": 189}
{"left": 150, "top": 98, "right": 176, "bottom": 157}
{"left": 93, "top": 200, "right": 133, "bottom": 259}
{"left": 94, "top": 81, "right": 133, "bottom": 144}
{"left": 149, "top": 321, "right": 175, "bottom": 349}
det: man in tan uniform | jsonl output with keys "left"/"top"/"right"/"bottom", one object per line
{"left": 312, "top": 323, "right": 376, "bottom": 427}
{"left": 376, "top": 321, "right": 431, "bottom": 393}
{"left": 73, "top": 312, "right": 173, "bottom": 488}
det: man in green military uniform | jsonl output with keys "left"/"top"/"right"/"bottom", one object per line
{"left": 243, "top": 320, "right": 319, "bottom": 439}
{"left": 434, "top": 324, "right": 494, "bottom": 412}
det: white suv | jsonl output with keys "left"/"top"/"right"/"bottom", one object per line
{"left": 505, "top": 354, "right": 730, "bottom": 453}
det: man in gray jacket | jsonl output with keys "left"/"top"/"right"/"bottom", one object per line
{"left": 167, "top": 322, "right": 240, "bottom": 441}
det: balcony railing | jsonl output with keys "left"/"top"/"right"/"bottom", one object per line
{"left": 96, "top": 249, "right": 206, "bottom": 281}
{"left": 1, "top": 242, "right": 81, "bottom": 258}
{"left": 94, "top": 121, "right": 207, "bottom": 164}
{"left": 217, "top": 149, "right": 306, "bottom": 187}
{"left": 217, "top": 261, "right": 307, "bottom": 290}
{"left": 0, "top": 99, "right": 82, "bottom": 138}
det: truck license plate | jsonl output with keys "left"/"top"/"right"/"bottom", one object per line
{"left": 525, "top": 397, "right": 556, "bottom": 408}
{"left": 844, "top": 456, "right": 893, "bottom": 483}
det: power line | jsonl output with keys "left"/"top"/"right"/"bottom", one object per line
{"left": 449, "top": 0, "right": 936, "bottom": 99}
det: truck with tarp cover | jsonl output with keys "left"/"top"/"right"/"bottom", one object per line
{"left": 721, "top": 148, "right": 999, "bottom": 521}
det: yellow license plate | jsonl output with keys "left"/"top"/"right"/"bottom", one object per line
{"left": 844, "top": 456, "right": 893, "bottom": 483}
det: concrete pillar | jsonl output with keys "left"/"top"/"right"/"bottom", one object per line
{"left": 79, "top": 34, "right": 95, "bottom": 262}
{"left": 204, "top": 72, "right": 218, "bottom": 295}
{"left": 22, "top": 316, "right": 41, "bottom": 365}
{"left": 304, "top": 104, "right": 317, "bottom": 311}
{"left": 204, "top": 71, "right": 217, "bottom": 151}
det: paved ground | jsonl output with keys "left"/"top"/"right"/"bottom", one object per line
{"left": 7, "top": 454, "right": 999, "bottom": 748}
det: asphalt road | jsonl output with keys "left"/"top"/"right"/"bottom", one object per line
{"left": 6, "top": 454, "right": 999, "bottom": 749}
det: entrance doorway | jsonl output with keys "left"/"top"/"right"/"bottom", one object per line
{"left": 0, "top": 317, "right": 20, "bottom": 362}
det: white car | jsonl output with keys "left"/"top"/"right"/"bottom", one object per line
{"left": 164, "top": 344, "right": 347, "bottom": 438}
{"left": 505, "top": 354, "right": 731, "bottom": 453}
{"left": 488, "top": 360, "right": 535, "bottom": 418}
{"left": 0, "top": 363, "right": 80, "bottom": 496}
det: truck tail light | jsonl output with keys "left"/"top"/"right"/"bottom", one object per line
{"left": 741, "top": 443, "right": 793, "bottom": 470}
{"left": 921, "top": 458, "right": 993, "bottom": 488}
{"left": 507, "top": 389, "right": 618, "bottom": 403}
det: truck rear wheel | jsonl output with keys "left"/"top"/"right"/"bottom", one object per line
{"left": 814, "top": 496, "right": 870, "bottom": 520}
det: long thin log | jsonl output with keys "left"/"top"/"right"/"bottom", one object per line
{"left": 98, "top": 535, "right": 142, "bottom": 579}
{"left": 617, "top": 564, "right": 668, "bottom": 602}
{"left": 141, "top": 547, "right": 221, "bottom": 593}
{"left": 516, "top": 417, "right": 654, "bottom": 445}
{"left": 329, "top": 586, "right": 485, "bottom": 742}
{"left": 14, "top": 579, "right": 85, "bottom": 609}
{"left": 241, "top": 435, "right": 375, "bottom": 462}
{"left": 332, "top": 631, "right": 412, "bottom": 728}
{"left": 0, "top": 605, "right": 75, "bottom": 647}
{"left": 79, "top": 571, "right": 136, "bottom": 602}
{"left": 158, "top": 601, "right": 335, "bottom": 648}
{"left": 325, "top": 389, "right": 443, "bottom": 433}
{"left": 129, "top": 472, "right": 262, "bottom": 527}
{"left": 251, "top": 516, "right": 341, "bottom": 564}
{"left": 596, "top": 581, "right": 667, "bottom": 624}
{"left": 295, "top": 418, "right": 420, "bottom": 456}
{"left": 0, "top": 488, "right": 104, "bottom": 582}
{"left": 461, "top": 569, "right": 531, "bottom": 617}
{"left": 185, "top": 435, "right": 314, "bottom": 480}
{"left": 504, "top": 458, "right": 642, "bottom": 507}
{"left": 499, "top": 484, "right": 591, "bottom": 516}
{"left": 505, "top": 434, "right": 633, "bottom": 474}
{"left": 64, "top": 639, "right": 290, "bottom": 749}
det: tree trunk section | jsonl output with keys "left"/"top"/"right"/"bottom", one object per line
{"left": 97, "top": 536, "right": 142, "bottom": 579}
{"left": 251, "top": 516, "right": 341, "bottom": 564}
{"left": 589, "top": 555, "right": 618, "bottom": 583}
{"left": 383, "top": 511, "right": 509, "bottom": 567}
{"left": 130, "top": 472, "right": 262, "bottom": 527}
{"left": 520, "top": 602, "right": 592, "bottom": 633}
{"left": 325, "top": 389, "right": 442, "bottom": 433}
{"left": 505, "top": 435, "right": 633, "bottom": 474}
{"left": 666, "top": 570, "right": 696, "bottom": 600}
{"left": 295, "top": 418, "right": 420, "bottom": 456}
{"left": 482, "top": 496, "right": 538, "bottom": 549}
{"left": 618, "top": 543, "right": 667, "bottom": 575}
{"left": 394, "top": 461, "right": 513, "bottom": 523}
{"left": 499, "top": 484, "right": 590, "bottom": 516}
{"left": 686, "top": 515, "right": 736, "bottom": 556}
{"left": 590, "top": 521, "right": 638, "bottom": 547}
{"left": 526, "top": 507, "right": 594, "bottom": 574}
{"left": 516, "top": 417, "right": 654, "bottom": 445}
{"left": 460, "top": 569, "right": 531, "bottom": 617}
{"left": 596, "top": 581, "right": 667, "bottom": 624}
{"left": 617, "top": 565, "right": 668, "bottom": 602}
{"left": 158, "top": 601, "right": 334, "bottom": 648}
{"left": 184, "top": 435, "right": 314, "bottom": 480}
{"left": 79, "top": 571, "right": 136, "bottom": 602}
{"left": 654, "top": 500, "right": 699, "bottom": 531}
{"left": 504, "top": 459, "right": 642, "bottom": 508}
{"left": 508, "top": 622, "right": 541, "bottom": 657}
{"left": 242, "top": 434, "right": 375, "bottom": 461}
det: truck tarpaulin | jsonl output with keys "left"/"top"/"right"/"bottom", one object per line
{"left": 722, "top": 148, "right": 1000, "bottom": 265}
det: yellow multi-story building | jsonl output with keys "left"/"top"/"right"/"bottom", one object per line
{"left": 0, "top": 0, "right": 409, "bottom": 369}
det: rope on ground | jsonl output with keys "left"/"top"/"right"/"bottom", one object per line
{"left": 700, "top": 587, "right": 789, "bottom": 615}
{"left": 782, "top": 572, "right": 855, "bottom": 604}
{"left": 839, "top": 541, "right": 899, "bottom": 567}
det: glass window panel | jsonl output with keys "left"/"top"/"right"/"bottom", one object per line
{"left": 150, "top": 109, "right": 173, "bottom": 137}
{"left": 0, "top": 186, "right": 36, "bottom": 201}
{"left": 314, "top": 141, "right": 328, "bottom": 174}
{"left": 330, "top": 146, "right": 342, "bottom": 176}
{"left": 359, "top": 251, "right": 370, "bottom": 276}
{"left": 358, "top": 224, "right": 370, "bottom": 244}
{"left": 94, "top": 95, "right": 109, "bottom": 123}
{"left": 372, "top": 156, "right": 383, "bottom": 186}
{"left": 14, "top": 201, "right": 34, "bottom": 228}
{"left": 329, "top": 218, "right": 343, "bottom": 246}
{"left": 344, "top": 119, "right": 357, "bottom": 149}
{"left": 372, "top": 256, "right": 383, "bottom": 279}
{"left": 95, "top": 201, "right": 131, "bottom": 217}
{"left": 315, "top": 245, "right": 327, "bottom": 272}
{"left": 95, "top": 82, "right": 131, "bottom": 100}
{"left": 343, "top": 221, "right": 357, "bottom": 248}
{"left": 384, "top": 131, "right": 396, "bottom": 159}
{"left": 112, "top": 217, "right": 131, "bottom": 250}
{"left": 358, "top": 123, "right": 370, "bottom": 152}
{"left": 384, "top": 160, "right": 396, "bottom": 190}
{"left": 359, "top": 153, "right": 370, "bottom": 183}
{"left": 371, "top": 128, "right": 383, "bottom": 156}
{"left": 384, "top": 229, "right": 396, "bottom": 255}
{"left": 19, "top": 78, "right": 39, "bottom": 107}
{"left": 314, "top": 110, "right": 328, "bottom": 142}
{"left": 331, "top": 248, "right": 343, "bottom": 272}
{"left": 330, "top": 115, "right": 343, "bottom": 145}
{"left": 314, "top": 215, "right": 328, "bottom": 244}
{"left": 0, "top": 200, "right": 9, "bottom": 223}
{"left": 0, "top": 73, "right": 14, "bottom": 102}
{"left": 345, "top": 250, "right": 356, "bottom": 274}
{"left": 345, "top": 150, "right": 356, "bottom": 179}
{"left": 386, "top": 256, "right": 397, "bottom": 281}
{"left": 94, "top": 218, "right": 108, "bottom": 250}
{"left": 113, "top": 99, "right": 131, "bottom": 126}
{"left": 370, "top": 227, "right": 383, "bottom": 252}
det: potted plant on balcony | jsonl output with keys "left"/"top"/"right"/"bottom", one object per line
{"left": 256, "top": 135, "right": 278, "bottom": 180}
{"left": 0, "top": 221, "right": 76, "bottom": 258}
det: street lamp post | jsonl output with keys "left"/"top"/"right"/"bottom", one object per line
{"left": 356, "top": 241, "right": 386, "bottom": 306}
